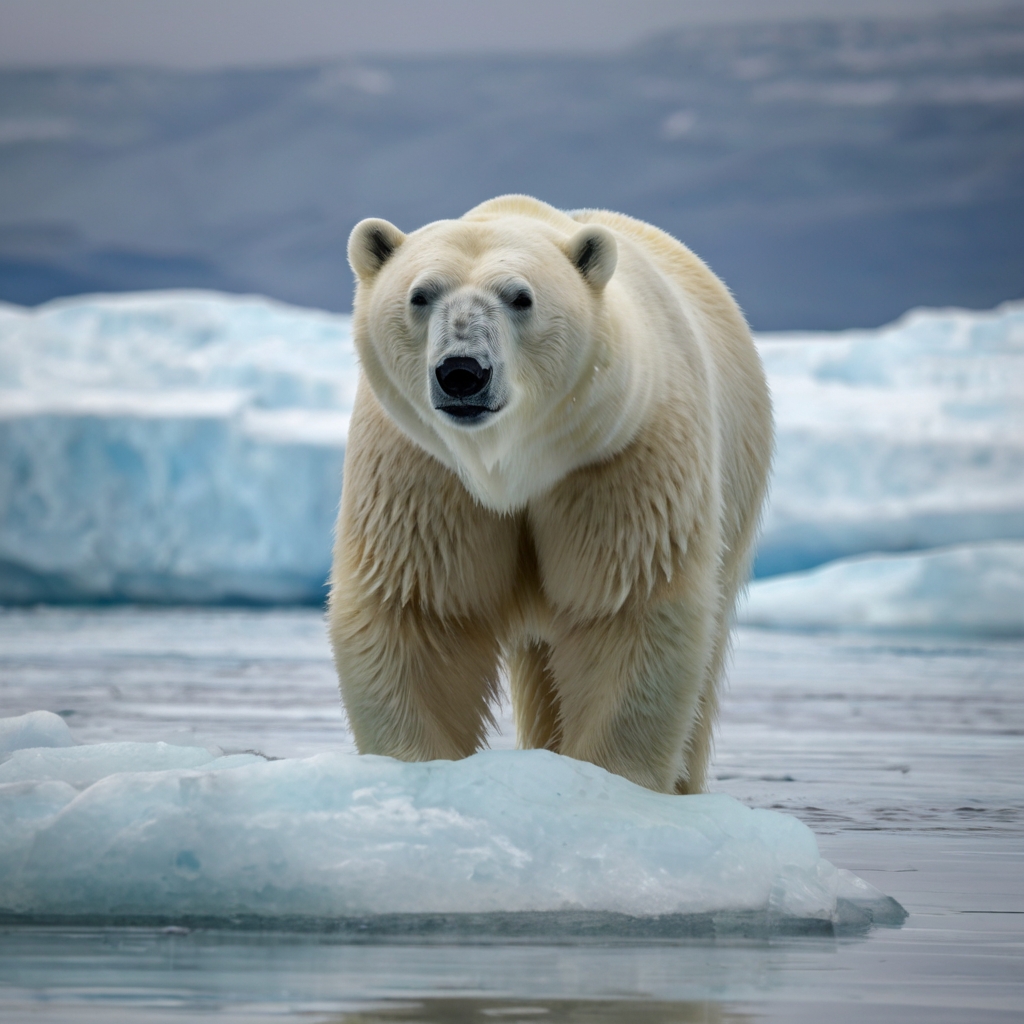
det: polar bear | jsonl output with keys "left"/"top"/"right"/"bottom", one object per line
{"left": 329, "top": 195, "right": 772, "bottom": 794}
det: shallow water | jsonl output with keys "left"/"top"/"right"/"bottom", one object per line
{"left": 1, "top": 608, "right": 1022, "bottom": 1022}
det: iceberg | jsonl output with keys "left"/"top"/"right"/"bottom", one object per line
{"left": 0, "top": 290, "right": 1021, "bottom": 602}
{"left": 738, "top": 540, "right": 1024, "bottom": 636}
{"left": 0, "top": 712, "right": 902, "bottom": 935}
{"left": 0, "top": 292, "right": 354, "bottom": 603}
{"left": 756, "top": 301, "right": 1024, "bottom": 576}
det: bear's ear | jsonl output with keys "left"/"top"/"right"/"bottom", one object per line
{"left": 348, "top": 218, "right": 406, "bottom": 282}
{"left": 565, "top": 225, "right": 617, "bottom": 291}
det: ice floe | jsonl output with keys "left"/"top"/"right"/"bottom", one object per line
{"left": 0, "top": 713, "right": 903, "bottom": 935}
{"left": 739, "top": 540, "right": 1024, "bottom": 636}
{"left": 757, "top": 301, "right": 1024, "bottom": 576}
{"left": 0, "top": 710, "right": 76, "bottom": 758}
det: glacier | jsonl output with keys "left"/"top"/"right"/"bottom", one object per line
{"left": 1, "top": 290, "right": 1022, "bottom": 617}
{"left": 0, "top": 711, "right": 901, "bottom": 934}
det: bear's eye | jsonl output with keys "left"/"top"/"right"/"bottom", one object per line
{"left": 509, "top": 290, "right": 533, "bottom": 311}
{"left": 409, "top": 290, "right": 430, "bottom": 307}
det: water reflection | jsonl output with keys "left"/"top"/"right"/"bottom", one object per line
{"left": 328, "top": 998, "right": 750, "bottom": 1023}
{"left": 0, "top": 926, "right": 824, "bottom": 1020}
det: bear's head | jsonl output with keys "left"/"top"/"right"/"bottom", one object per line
{"left": 348, "top": 196, "right": 646, "bottom": 511}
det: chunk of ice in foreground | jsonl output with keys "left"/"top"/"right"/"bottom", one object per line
{"left": 0, "top": 718, "right": 903, "bottom": 934}
{"left": 738, "top": 541, "right": 1024, "bottom": 636}
{"left": 0, "top": 710, "right": 74, "bottom": 758}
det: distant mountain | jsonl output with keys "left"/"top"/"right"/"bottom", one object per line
{"left": 1, "top": 7, "right": 1022, "bottom": 330}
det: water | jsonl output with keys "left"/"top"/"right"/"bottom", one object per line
{"left": 1, "top": 607, "right": 1022, "bottom": 1022}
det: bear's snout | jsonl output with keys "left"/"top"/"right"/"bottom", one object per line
{"left": 436, "top": 356, "right": 491, "bottom": 399}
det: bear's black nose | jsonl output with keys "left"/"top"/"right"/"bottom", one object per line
{"left": 435, "top": 357, "right": 491, "bottom": 398}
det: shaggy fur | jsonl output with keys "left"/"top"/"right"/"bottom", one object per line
{"left": 329, "top": 195, "right": 772, "bottom": 793}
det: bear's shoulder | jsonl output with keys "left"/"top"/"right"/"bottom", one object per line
{"left": 569, "top": 209, "right": 743, "bottom": 327}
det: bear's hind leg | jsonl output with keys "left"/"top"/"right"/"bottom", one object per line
{"left": 678, "top": 540, "right": 759, "bottom": 793}
{"left": 546, "top": 599, "right": 715, "bottom": 793}
{"left": 675, "top": 621, "right": 727, "bottom": 795}
{"left": 508, "top": 640, "right": 563, "bottom": 752}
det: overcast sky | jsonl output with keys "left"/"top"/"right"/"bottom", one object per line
{"left": 2, "top": 0, "right": 1019, "bottom": 68}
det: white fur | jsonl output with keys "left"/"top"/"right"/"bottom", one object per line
{"left": 331, "top": 195, "right": 773, "bottom": 793}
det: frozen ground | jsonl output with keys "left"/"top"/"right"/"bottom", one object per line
{"left": 2, "top": 292, "right": 1023, "bottom": 626}
{"left": 0, "top": 607, "right": 1021, "bottom": 1022}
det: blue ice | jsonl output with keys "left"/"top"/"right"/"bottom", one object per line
{"left": 0, "top": 711, "right": 901, "bottom": 933}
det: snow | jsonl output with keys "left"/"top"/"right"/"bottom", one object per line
{"left": 738, "top": 541, "right": 1024, "bottom": 635}
{"left": 0, "top": 714, "right": 900, "bottom": 932}
{"left": 1, "top": 290, "right": 1021, "bottom": 614}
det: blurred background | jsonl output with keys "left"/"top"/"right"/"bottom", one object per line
{"left": 3, "top": 0, "right": 1024, "bottom": 328}
{"left": 0, "top": 0, "right": 1022, "bottom": 626}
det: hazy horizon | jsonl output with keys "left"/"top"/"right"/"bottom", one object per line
{"left": 2, "top": 3, "right": 1021, "bottom": 329}
{"left": 2, "top": 0, "right": 1022, "bottom": 68}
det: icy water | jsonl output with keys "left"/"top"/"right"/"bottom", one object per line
{"left": 0, "top": 607, "right": 1022, "bottom": 1022}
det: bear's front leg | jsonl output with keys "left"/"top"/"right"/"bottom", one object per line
{"left": 543, "top": 598, "right": 716, "bottom": 793}
{"left": 328, "top": 386, "right": 522, "bottom": 761}
{"left": 330, "top": 593, "right": 504, "bottom": 761}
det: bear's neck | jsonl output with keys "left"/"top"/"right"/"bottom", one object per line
{"left": 444, "top": 317, "right": 656, "bottom": 513}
